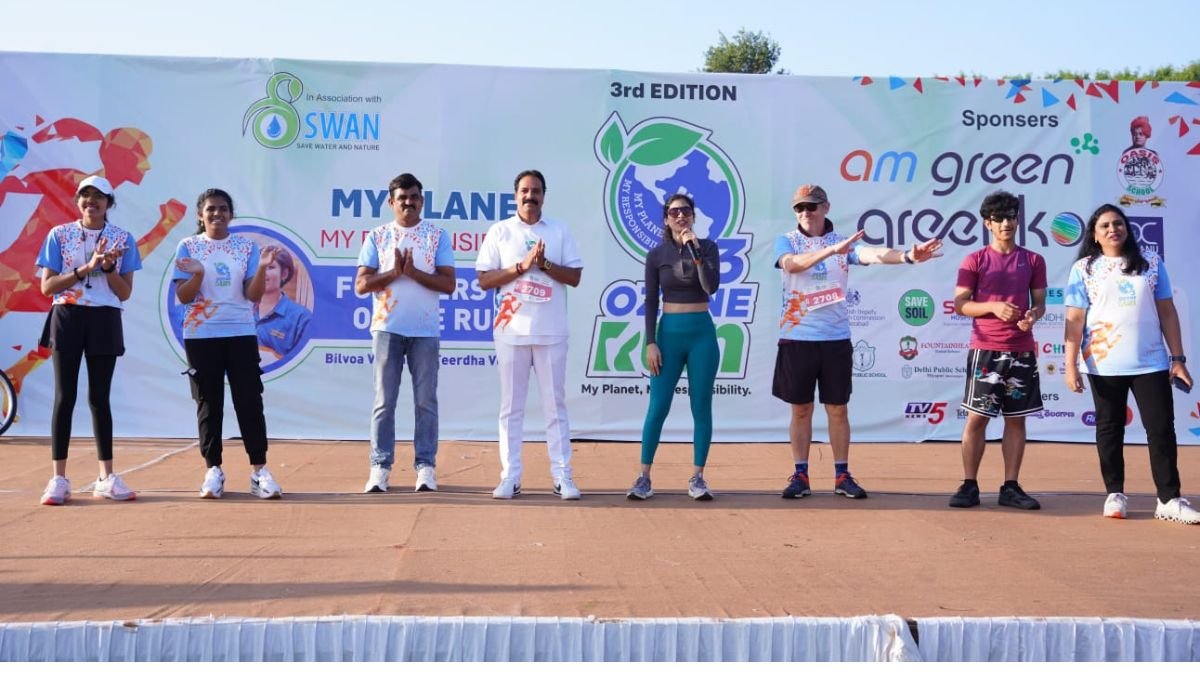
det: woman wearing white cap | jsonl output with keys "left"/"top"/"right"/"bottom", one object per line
{"left": 35, "top": 175, "right": 142, "bottom": 505}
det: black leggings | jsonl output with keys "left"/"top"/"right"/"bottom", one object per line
{"left": 51, "top": 350, "right": 117, "bottom": 461}
{"left": 184, "top": 336, "right": 269, "bottom": 467}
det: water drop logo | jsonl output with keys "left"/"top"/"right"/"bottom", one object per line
{"left": 243, "top": 73, "right": 304, "bottom": 149}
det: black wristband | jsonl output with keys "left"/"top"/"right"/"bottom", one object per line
{"left": 73, "top": 267, "right": 84, "bottom": 281}
{"left": 101, "top": 263, "right": 116, "bottom": 274}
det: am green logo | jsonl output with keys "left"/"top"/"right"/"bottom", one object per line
{"left": 243, "top": 73, "right": 304, "bottom": 149}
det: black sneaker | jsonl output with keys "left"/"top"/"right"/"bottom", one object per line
{"left": 782, "top": 472, "right": 812, "bottom": 499}
{"left": 948, "top": 481, "right": 980, "bottom": 508}
{"left": 834, "top": 472, "right": 868, "bottom": 499}
{"left": 998, "top": 482, "right": 1041, "bottom": 510}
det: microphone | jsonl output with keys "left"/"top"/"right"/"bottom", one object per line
{"left": 682, "top": 231, "right": 702, "bottom": 265}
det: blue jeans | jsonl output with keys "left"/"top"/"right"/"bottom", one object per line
{"left": 370, "top": 332, "right": 439, "bottom": 469}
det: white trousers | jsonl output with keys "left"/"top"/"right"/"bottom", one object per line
{"left": 495, "top": 339, "right": 573, "bottom": 483}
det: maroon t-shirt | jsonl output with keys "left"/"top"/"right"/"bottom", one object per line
{"left": 955, "top": 246, "right": 1047, "bottom": 351}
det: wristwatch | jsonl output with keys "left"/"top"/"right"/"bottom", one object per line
{"left": 1169, "top": 355, "right": 1187, "bottom": 363}
{"left": 540, "top": 259, "right": 554, "bottom": 272}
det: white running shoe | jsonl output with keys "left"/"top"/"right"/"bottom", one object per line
{"left": 364, "top": 465, "right": 390, "bottom": 493}
{"left": 414, "top": 465, "right": 437, "bottom": 492}
{"left": 94, "top": 474, "right": 136, "bottom": 501}
{"left": 41, "top": 476, "right": 71, "bottom": 506}
{"left": 492, "top": 478, "right": 521, "bottom": 499}
{"left": 250, "top": 467, "right": 282, "bottom": 500}
{"left": 200, "top": 466, "right": 225, "bottom": 499}
{"left": 1155, "top": 497, "right": 1200, "bottom": 525}
{"left": 1103, "top": 492, "right": 1127, "bottom": 519}
{"left": 554, "top": 476, "right": 581, "bottom": 500}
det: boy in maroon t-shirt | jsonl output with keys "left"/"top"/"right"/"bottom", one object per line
{"left": 949, "top": 191, "right": 1047, "bottom": 510}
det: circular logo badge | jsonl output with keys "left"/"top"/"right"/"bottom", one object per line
{"left": 898, "top": 289, "right": 934, "bottom": 326}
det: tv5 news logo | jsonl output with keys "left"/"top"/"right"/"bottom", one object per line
{"left": 905, "top": 401, "right": 947, "bottom": 424}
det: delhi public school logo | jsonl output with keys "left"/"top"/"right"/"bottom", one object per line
{"left": 851, "top": 339, "right": 875, "bottom": 372}
{"left": 243, "top": 73, "right": 304, "bottom": 149}
{"left": 587, "top": 112, "right": 757, "bottom": 379}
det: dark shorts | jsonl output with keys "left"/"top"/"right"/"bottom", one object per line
{"left": 40, "top": 304, "right": 125, "bottom": 357}
{"left": 961, "top": 349, "right": 1043, "bottom": 418}
{"left": 772, "top": 339, "right": 852, "bottom": 406}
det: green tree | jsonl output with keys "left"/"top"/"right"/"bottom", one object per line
{"left": 1041, "top": 59, "right": 1200, "bottom": 81}
{"left": 702, "top": 29, "right": 784, "bottom": 74}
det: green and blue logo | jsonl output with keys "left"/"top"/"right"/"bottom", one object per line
{"left": 243, "top": 73, "right": 304, "bottom": 149}
{"left": 588, "top": 113, "right": 757, "bottom": 381}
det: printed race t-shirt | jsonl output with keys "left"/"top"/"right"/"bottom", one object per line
{"left": 774, "top": 229, "right": 864, "bottom": 341}
{"left": 172, "top": 233, "right": 260, "bottom": 339}
{"left": 1064, "top": 250, "right": 1172, "bottom": 375}
{"left": 357, "top": 219, "right": 453, "bottom": 338}
{"left": 36, "top": 221, "right": 142, "bottom": 308}
{"left": 475, "top": 216, "right": 583, "bottom": 346}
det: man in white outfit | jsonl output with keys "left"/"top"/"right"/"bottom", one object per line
{"left": 475, "top": 169, "right": 583, "bottom": 500}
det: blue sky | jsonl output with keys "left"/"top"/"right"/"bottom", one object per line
{"left": 3, "top": 0, "right": 1197, "bottom": 78}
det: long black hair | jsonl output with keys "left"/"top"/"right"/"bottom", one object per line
{"left": 1076, "top": 203, "right": 1149, "bottom": 276}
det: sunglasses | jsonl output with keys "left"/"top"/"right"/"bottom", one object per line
{"left": 987, "top": 212, "right": 1018, "bottom": 224}
{"left": 666, "top": 206, "right": 694, "bottom": 217}
{"left": 793, "top": 202, "right": 822, "bottom": 213}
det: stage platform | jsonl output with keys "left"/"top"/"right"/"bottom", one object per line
{"left": 1, "top": 437, "right": 1198, "bottom": 660}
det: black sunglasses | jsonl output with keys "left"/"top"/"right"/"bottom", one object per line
{"left": 793, "top": 202, "right": 822, "bottom": 213}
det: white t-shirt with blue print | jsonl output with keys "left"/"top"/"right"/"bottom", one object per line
{"left": 172, "top": 233, "right": 261, "bottom": 339}
{"left": 1064, "top": 250, "right": 1172, "bottom": 376}
{"left": 357, "top": 219, "right": 454, "bottom": 338}
{"left": 775, "top": 229, "right": 865, "bottom": 341}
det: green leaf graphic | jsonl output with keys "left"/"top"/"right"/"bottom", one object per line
{"left": 600, "top": 122, "right": 624, "bottom": 165}
{"left": 627, "top": 124, "right": 702, "bottom": 166}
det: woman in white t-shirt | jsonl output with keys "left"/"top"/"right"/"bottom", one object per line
{"left": 1064, "top": 203, "right": 1195, "bottom": 524}
{"left": 173, "top": 188, "right": 283, "bottom": 500}
{"left": 35, "top": 176, "right": 142, "bottom": 506}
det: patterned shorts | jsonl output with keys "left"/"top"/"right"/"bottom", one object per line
{"left": 960, "top": 349, "right": 1043, "bottom": 418}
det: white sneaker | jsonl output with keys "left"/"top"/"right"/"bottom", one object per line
{"left": 1155, "top": 497, "right": 1200, "bottom": 525}
{"left": 364, "top": 465, "right": 390, "bottom": 493}
{"left": 553, "top": 476, "right": 581, "bottom": 500}
{"left": 200, "top": 466, "right": 225, "bottom": 499}
{"left": 1103, "top": 492, "right": 1127, "bottom": 519}
{"left": 492, "top": 478, "right": 521, "bottom": 499}
{"left": 250, "top": 467, "right": 282, "bottom": 500}
{"left": 41, "top": 476, "right": 71, "bottom": 506}
{"left": 94, "top": 474, "right": 136, "bottom": 501}
{"left": 415, "top": 465, "right": 437, "bottom": 492}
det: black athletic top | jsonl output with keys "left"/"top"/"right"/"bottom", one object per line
{"left": 643, "top": 237, "right": 720, "bottom": 345}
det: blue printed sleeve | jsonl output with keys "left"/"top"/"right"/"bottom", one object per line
{"left": 171, "top": 240, "right": 191, "bottom": 282}
{"left": 35, "top": 230, "right": 64, "bottom": 274}
{"left": 1063, "top": 264, "right": 1089, "bottom": 308}
{"left": 434, "top": 230, "right": 454, "bottom": 267}
{"left": 1154, "top": 260, "right": 1172, "bottom": 300}
{"left": 357, "top": 234, "right": 381, "bottom": 270}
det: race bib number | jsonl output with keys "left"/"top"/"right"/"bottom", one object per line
{"left": 512, "top": 273, "right": 553, "bottom": 303}
{"left": 803, "top": 282, "right": 844, "bottom": 311}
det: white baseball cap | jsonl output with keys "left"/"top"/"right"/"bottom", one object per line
{"left": 76, "top": 175, "right": 114, "bottom": 197}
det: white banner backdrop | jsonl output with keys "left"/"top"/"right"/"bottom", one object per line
{"left": 2, "top": 53, "right": 1197, "bottom": 443}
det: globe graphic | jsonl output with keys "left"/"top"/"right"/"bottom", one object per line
{"left": 612, "top": 147, "right": 734, "bottom": 259}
